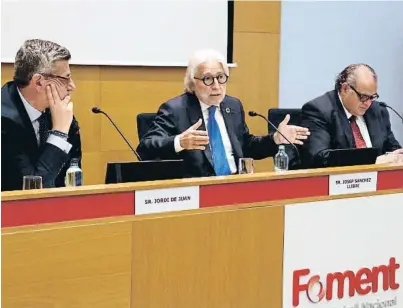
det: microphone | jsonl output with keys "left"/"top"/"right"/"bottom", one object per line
{"left": 91, "top": 107, "right": 142, "bottom": 161}
{"left": 248, "top": 111, "right": 301, "bottom": 165}
{"left": 379, "top": 102, "right": 403, "bottom": 123}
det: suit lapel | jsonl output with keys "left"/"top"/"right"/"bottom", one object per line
{"left": 9, "top": 84, "right": 39, "bottom": 152}
{"left": 186, "top": 94, "right": 214, "bottom": 167}
{"left": 334, "top": 92, "right": 355, "bottom": 148}
{"left": 220, "top": 99, "right": 243, "bottom": 159}
{"left": 363, "top": 107, "right": 378, "bottom": 148}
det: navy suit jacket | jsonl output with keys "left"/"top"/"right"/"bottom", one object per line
{"left": 1, "top": 81, "right": 82, "bottom": 191}
{"left": 300, "top": 90, "right": 401, "bottom": 168}
{"left": 136, "top": 93, "right": 278, "bottom": 177}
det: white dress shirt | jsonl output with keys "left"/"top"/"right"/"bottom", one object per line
{"left": 18, "top": 89, "right": 72, "bottom": 153}
{"left": 338, "top": 93, "right": 372, "bottom": 147}
{"left": 174, "top": 101, "right": 237, "bottom": 174}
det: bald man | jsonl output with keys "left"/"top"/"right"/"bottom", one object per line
{"left": 300, "top": 64, "right": 402, "bottom": 168}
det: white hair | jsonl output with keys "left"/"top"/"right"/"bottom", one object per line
{"left": 184, "top": 49, "right": 229, "bottom": 93}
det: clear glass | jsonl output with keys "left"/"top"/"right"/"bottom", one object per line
{"left": 65, "top": 158, "right": 83, "bottom": 187}
{"left": 274, "top": 145, "right": 289, "bottom": 172}
{"left": 239, "top": 158, "right": 254, "bottom": 174}
{"left": 23, "top": 175, "right": 43, "bottom": 190}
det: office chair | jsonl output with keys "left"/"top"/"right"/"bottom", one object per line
{"left": 136, "top": 113, "right": 157, "bottom": 140}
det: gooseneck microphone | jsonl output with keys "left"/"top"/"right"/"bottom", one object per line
{"left": 379, "top": 102, "right": 403, "bottom": 123}
{"left": 248, "top": 111, "right": 301, "bottom": 165}
{"left": 91, "top": 107, "right": 142, "bottom": 161}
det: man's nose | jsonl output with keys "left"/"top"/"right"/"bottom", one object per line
{"left": 211, "top": 78, "right": 220, "bottom": 89}
{"left": 68, "top": 78, "right": 76, "bottom": 92}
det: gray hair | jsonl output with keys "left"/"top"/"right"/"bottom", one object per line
{"left": 335, "top": 63, "right": 377, "bottom": 91}
{"left": 184, "top": 49, "right": 229, "bottom": 93}
{"left": 14, "top": 39, "right": 71, "bottom": 87}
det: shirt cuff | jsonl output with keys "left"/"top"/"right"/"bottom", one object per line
{"left": 47, "top": 135, "right": 72, "bottom": 154}
{"left": 174, "top": 135, "right": 184, "bottom": 153}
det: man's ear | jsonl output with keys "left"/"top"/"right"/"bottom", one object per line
{"left": 189, "top": 82, "right": 196, "bottom": 93}
{"left": 341, "top": 82, "right": 349, "bottom": 93}
{"left": 32, "top": 74, "right": 44, "bottom": 90}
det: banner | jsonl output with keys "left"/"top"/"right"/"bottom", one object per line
{"left": 283, "top": 193, "right": 403, "bottom": 308}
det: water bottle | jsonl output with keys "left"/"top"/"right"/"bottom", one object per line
{"left": 65, "top": 158, "right": 83, "bottom": 187}
{"left": 274, "top": 145, "right": 289, "bottom": 172}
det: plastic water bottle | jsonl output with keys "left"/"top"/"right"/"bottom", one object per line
{"left": 274, "top": 145, "right": 289, "bottom": 172}
{"left": 65, "top": 158, "right": 83, "bottom": 187}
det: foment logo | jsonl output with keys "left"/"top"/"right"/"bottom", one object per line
{"left": 292, "top": 257, "right": 400, "bottom": 307}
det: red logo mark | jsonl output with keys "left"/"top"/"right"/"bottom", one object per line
{"left": 292, "top": 257, "right": 400, "bottom": 306}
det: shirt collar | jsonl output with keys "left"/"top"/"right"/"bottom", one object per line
{"left": 338, "top": 91, "right": 357, "bottom": 121}
{"left": 17, "top": 88, "right": 43, "bottom": 122}
{"left": 199, "top": 100, "right": 221, "bottom": 114}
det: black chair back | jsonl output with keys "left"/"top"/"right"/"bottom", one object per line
{"left": 137, "top": 113, "right": 157, "bottom": 140}
{"left": 267, "top": 108, "right": 302, "bottom": 133}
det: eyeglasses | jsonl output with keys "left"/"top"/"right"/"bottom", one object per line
{"left": 41, "top": 73, "right": 72, "bottom": 84}
{"left": 348, "top": 84, "right": 379, "bottom": 102}
{"left": 194, "top": 73, "right": 228, "bottom": 86}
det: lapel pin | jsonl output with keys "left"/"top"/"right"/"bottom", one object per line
{"left": 225, "top": 108, "right": 231, "bottom": 114}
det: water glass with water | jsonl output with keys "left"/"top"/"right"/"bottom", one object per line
{"left": 23, "top": 175, "right": 43, "bottom": 190}
{"left": 239, "top": 158, "right": 254, "bottom": 174}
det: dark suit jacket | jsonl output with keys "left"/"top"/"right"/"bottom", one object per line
{"left": 300, "top": 90, "right": 401, "bottom": 168}
{"left": 136, "top": 93, "right": 278, "bottom": 177}
{"left": 1, "top": 81, "right": 82, "bottom": 191}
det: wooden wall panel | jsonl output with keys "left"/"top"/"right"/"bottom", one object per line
{"left": 234, "top": 1, "right": 281, "bottom": 33}
{"left": 131, "top": 205, "right": 284, "bottom": 308}
{"left": 1, "top": 220, "right": 133, "bottom": 308}
{"left": 1, "top": 1, "right": 281, "bottom": 183}
{"left": 82, "top": 150, "right": 137, "bottom": 184}
{"left": 1, "top": 63, "right": 13, "bottom": 84}
{"left": 71, "top": 66, "right": 102, "bottom": 153}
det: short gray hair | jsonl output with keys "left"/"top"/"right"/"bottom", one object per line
{"left": 184, "top": 49, "right": 229, "bottom": 93}
{"left": 14, "top": 39, "right": 71, "bottom": 87}
{"left": 335, "top": 63, "right": 377, "bottom": 91}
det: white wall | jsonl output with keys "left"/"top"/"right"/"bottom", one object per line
{"left": 279, "top": 1, "right": 403, "bottom": 145}
{"left": 1, "top": 0, "right": 228, "bottom": 66}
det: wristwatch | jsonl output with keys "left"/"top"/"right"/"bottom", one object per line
{"left": 49, "top": 130, "right": 69, "bottom": 141}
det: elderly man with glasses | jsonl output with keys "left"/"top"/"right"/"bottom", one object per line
{"left": 300, "top": 63, "right": 402, "bottom": 168}
{"left": 137, "top": 49, "right": 310, "bottom": 178}
{"left": 1, "top": 39, "right": 82, "bottom": 191}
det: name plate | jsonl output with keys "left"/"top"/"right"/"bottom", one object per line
{"left": 329, "top": 172, "right": 378, "bottom": 196}
{"left": 135, "top": 186, "right": 199, "bottom": 215}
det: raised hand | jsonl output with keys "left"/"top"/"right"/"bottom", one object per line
{"left": 47, "top": 84, "right": 73, "bottom": 134}
{"left": 179, "top": 119, "right": 209, "bottom": 150}
{"left": 274, "top": 114, "right": 310, "bottom": 145}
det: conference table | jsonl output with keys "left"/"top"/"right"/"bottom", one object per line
{"left": 2, "top": 163, "right": 403, "bottom": 308}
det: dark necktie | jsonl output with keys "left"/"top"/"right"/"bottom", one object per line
{"left": 37, "top": 111, "right": 51, "bottom": 146}
{"left": 208, "top": 106, "right": 231, "bottom": 176}
{"left": 349, "top": 116, "right": 366, "bottom": 148}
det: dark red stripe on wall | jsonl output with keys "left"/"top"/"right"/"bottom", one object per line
{"left": 1, "top": 192, "right": 134, "bottom": 227}
{"left": 200, "top": 176, "right": 329, "bottom": 207}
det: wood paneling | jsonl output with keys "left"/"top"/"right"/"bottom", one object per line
{"left": 131, "top": 205, "right": 284, "bottom": 308}
{"left": 1, "top": 220, "right": 133, "bottom": 308}
{"left": 71, "top": 66, "right": 102, "bottom": 153}
{"left": 1, "top": 63, "right": 13, "bottom": 85}
{"left": 1, "top": 203, "right": 285, "bottom": 308}
{"left": 1, "top": 1, "right": 282, "bottom": 184}
{"left": 234, "top": 1, "right": 281, "bottom": 34}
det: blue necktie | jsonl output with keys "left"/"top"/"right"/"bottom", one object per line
{"left": 208, "top": 106, "right": 231, "bottom": 176}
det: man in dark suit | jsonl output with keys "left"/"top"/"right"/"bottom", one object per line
{"left": 300, "top": 63, "right": 402, "bottom": 168}
{"left": 1, "top": 39, "right": 82, "bottom": 191}
{"left": 137, "top": 49, "right": 310, "bottom": 177}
